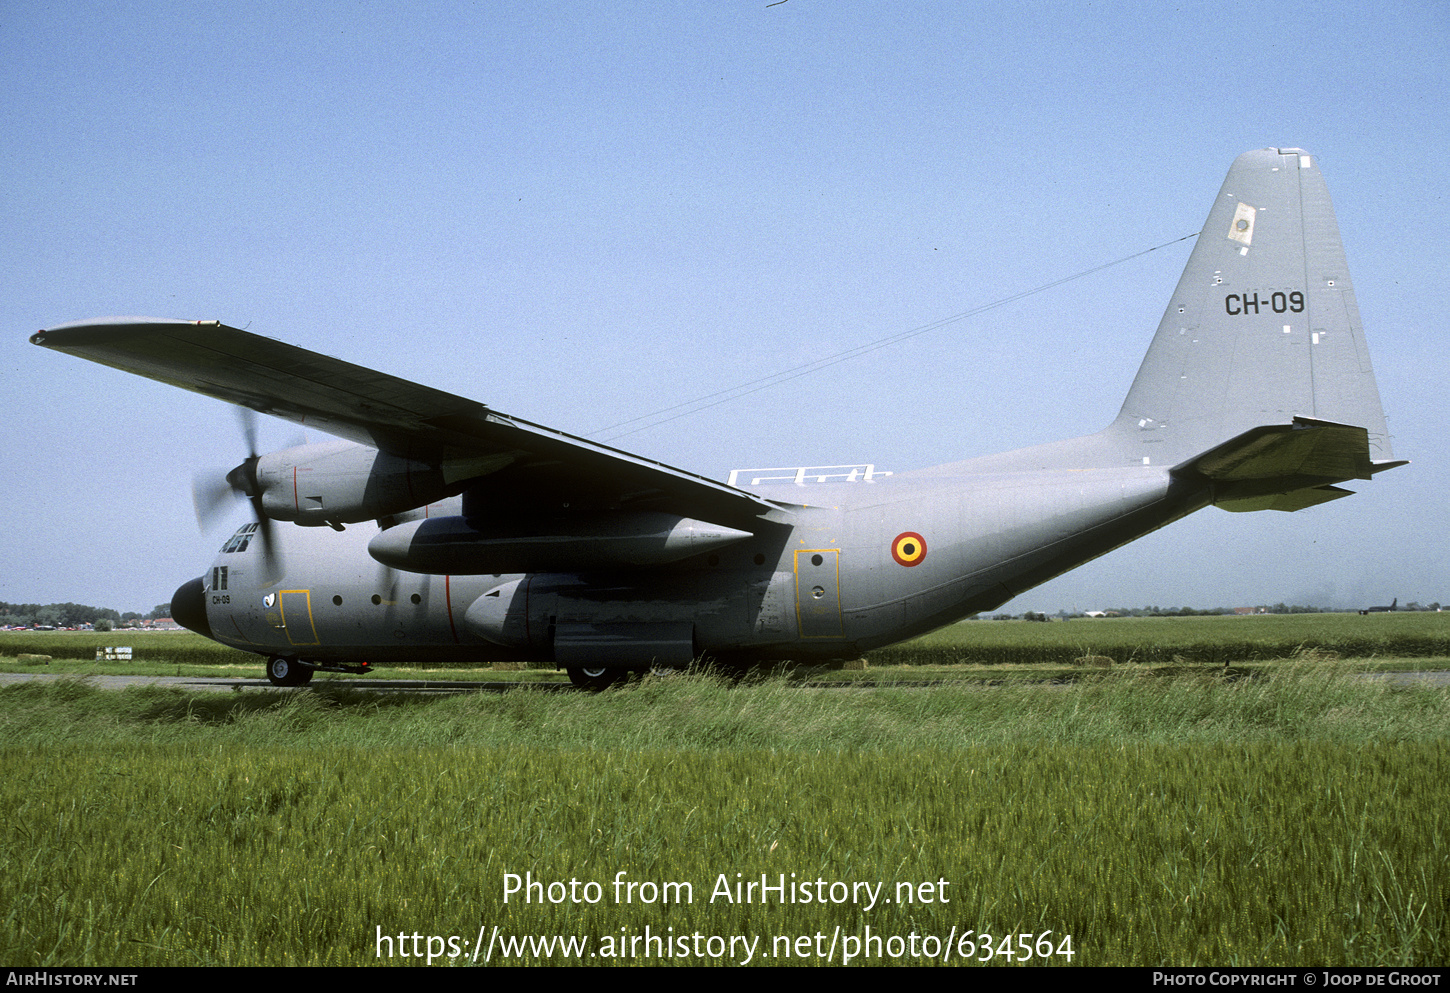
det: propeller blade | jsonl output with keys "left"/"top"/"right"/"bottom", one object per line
{"left": 252, "top": 504, "right": 283, "bottom": 585}
{"left": 237, "top": 407, "right": 259, "bottom": 459}
{"left": 191, "top": 411, "right": 285, "bottom": 583}
{"left": 191, "top": 471, "right": 237, "bottom": 530}
{"left": 191, "top": 411, "right": 269, "bottom": 533}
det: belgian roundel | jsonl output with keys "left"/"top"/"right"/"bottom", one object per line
{"left": 891, "top": 531, "right": 927, "bottom": 567}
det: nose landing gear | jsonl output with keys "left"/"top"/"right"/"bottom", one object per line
{"left": 264, "top": 656, "right": 375, "bottom": 686}
{"left": 266, "top": 655, "right": 315, "bottom": 687}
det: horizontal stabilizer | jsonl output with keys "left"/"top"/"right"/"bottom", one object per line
{"left": 1172, "top": 417, "right": 1400, "bottom": 512}
{"left": 1177, "top": 417, "right": 1373, "bottom": 482}
{"left": 1213, "top": 485, "right": 1353, "bottom": 514}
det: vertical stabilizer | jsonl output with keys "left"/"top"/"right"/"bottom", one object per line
{"left": 1116, "top": 148, "right": 1394, "bottom": 466}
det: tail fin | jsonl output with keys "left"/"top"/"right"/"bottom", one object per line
{"left": 1117, "top": 148, "right": 1396, "bottom": 472}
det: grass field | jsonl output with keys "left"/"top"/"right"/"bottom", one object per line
{"left": 872, "top": 610, "right": 1450, "bottom": 667}
{"left": 2, "top": 615, "right": 1448, "bottom": 967}
{"left": 4, "top": 609, "right": 1449, "bottom": 677}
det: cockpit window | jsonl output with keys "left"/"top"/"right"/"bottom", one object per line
{"left": 221, "top": 522, "right": 260, "bottom": 554}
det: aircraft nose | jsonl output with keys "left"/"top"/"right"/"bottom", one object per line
{"left": 170, "top": 576, "right": 214, "bottom": 640}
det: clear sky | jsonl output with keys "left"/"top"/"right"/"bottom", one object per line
{"left": 3, "top": 2, "right": 1446, "bottom": 616}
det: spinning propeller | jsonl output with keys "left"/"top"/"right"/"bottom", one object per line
{"left": 191, "top": 408, "right": 283, "bottom": 581}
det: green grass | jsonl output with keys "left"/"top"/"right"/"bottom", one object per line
{"left": 875, "top": 611, "right": 1450, "bottom": 667}
{"left": 2, "top": 663, "right": 1448, "bottom": 966}
{"left": 0, "top": 630, "right": 254, "bottom": 666}
{"left": 2, "top": 657, "right": 1448, "bottom": 749}
{"left": 5, "top": 611, "right": 1449, "bottom": 681}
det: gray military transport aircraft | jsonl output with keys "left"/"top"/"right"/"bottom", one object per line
{"left": 32, "top": 148, "right": 1404, "bottom": 687}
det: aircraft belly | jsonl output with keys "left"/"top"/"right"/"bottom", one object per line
{"left": 458, "top": 571, "right": 755, "bottom": 663}
{"left": 554, "top": 587, "right": 739, "bottom": 642}
{"left": 554, "top": 621, "right": 695, "bottom": 667}
{"left": 507, "top": 566, "right": 881, "bottom": 659}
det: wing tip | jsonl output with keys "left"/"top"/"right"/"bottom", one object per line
{"left": 30, "top": 316, "right": 217, "bottom": 348}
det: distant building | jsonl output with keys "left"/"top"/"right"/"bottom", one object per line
{"left": 139, "top": 618, "right": 183, "bottom": 630}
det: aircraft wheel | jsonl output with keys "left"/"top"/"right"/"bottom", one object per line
{"left": 266, "top": 655, "right": 308, "bottom": 687}
{"left": 566, "top": 665, "right": 626, "bottom": 690}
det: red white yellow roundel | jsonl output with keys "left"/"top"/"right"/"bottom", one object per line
{"left": 891, "top": 531, "right": 927, "bottom": 567}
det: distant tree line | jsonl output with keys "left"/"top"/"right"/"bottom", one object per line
{"left": 981, "top": 601, "right": 1442, "bottom": 621}
{"left": 0, "top": 602, "right": 171, "bottom": 629}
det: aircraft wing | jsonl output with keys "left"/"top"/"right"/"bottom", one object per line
{"left": 30, "top": 317, "right": 792, "bottom": 529}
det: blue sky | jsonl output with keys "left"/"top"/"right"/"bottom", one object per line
{"left": 3, "top": 2, "right": 1446, "bottom": 615}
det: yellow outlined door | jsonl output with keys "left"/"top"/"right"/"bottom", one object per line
{"left": 794, "top": 549, "right": 842, "bottom": 638}
{"left": 278, "top": 589, "right": 321, "bottom": 646}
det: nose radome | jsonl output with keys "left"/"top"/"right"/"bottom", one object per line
{"left": 170, "top": 576, "right": 213, "bottom": 640}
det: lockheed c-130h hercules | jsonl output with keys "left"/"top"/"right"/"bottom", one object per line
{"left": 32, "top": 148, "right": 1403, "bottom": 687}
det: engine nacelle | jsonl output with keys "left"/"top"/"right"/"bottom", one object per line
{"left": 251, "top": 440, "right": 454, "bottom": 526}
{"left": 367, "top": 511, "right": 753, "bottom": 574}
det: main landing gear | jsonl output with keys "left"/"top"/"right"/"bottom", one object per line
{"left": 565, "top": 664, "right": 631, "bottom": 690}
{"left": 565, "top": 662, "right": 686, "bottom": 689}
